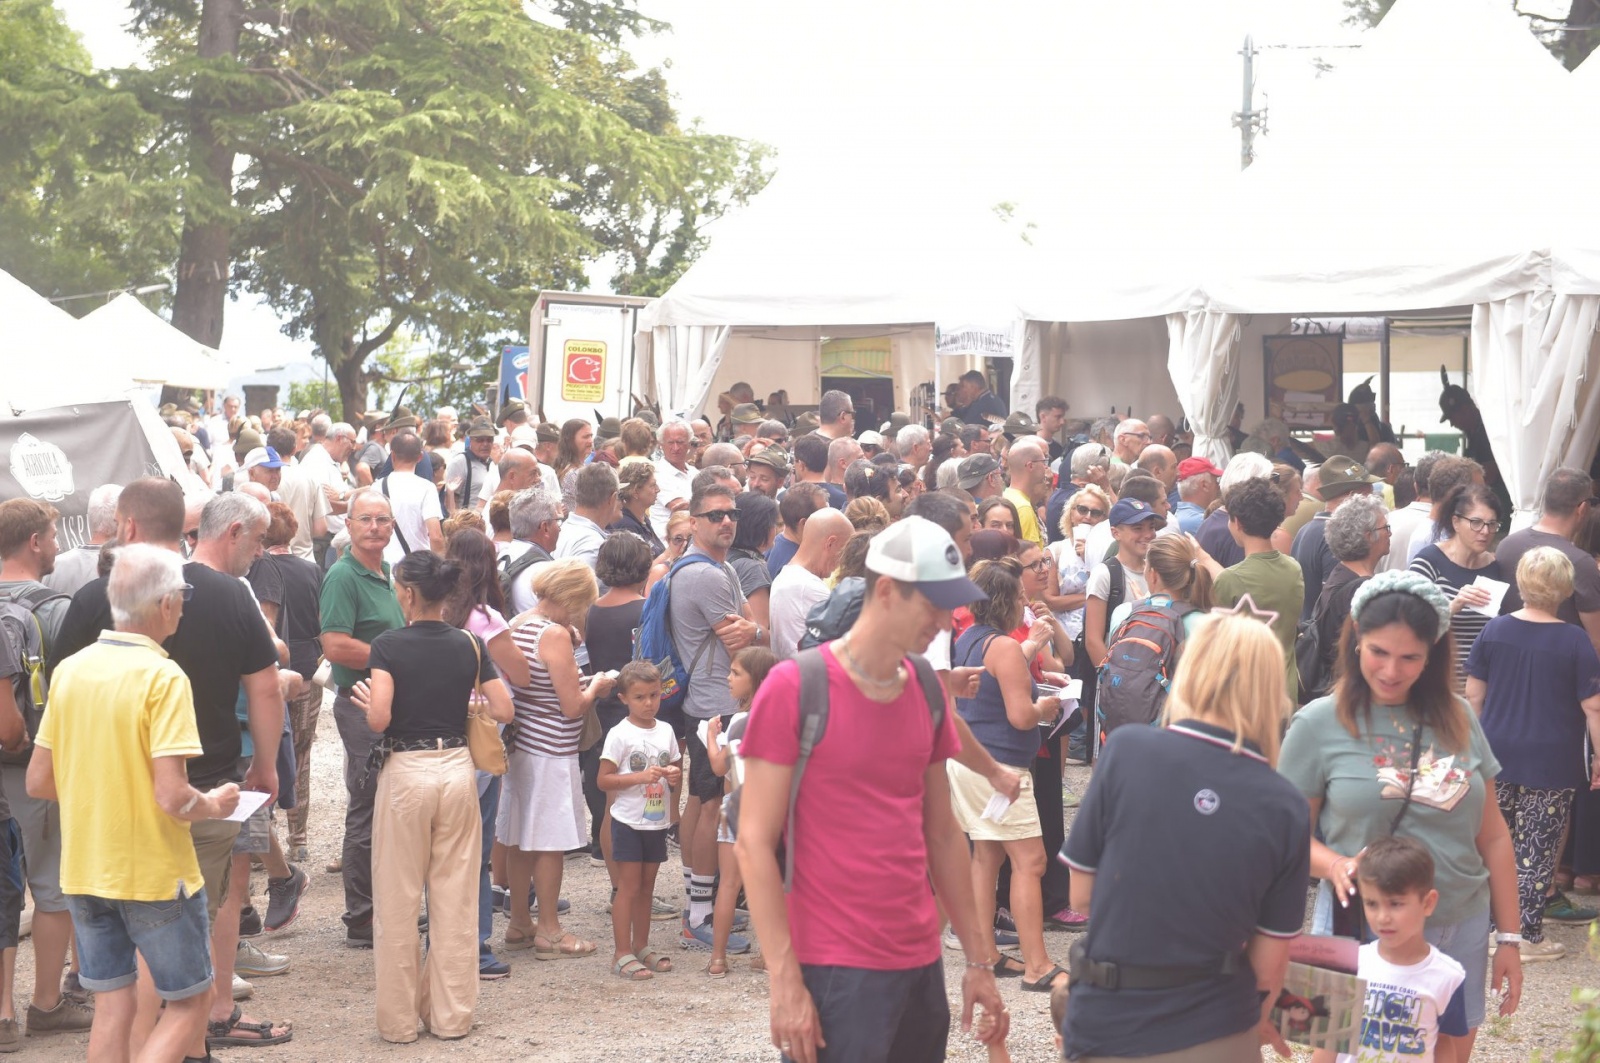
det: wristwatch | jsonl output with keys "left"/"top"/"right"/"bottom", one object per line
{"left": 1493, "top": 932, "right": 1524, "bottom": 946}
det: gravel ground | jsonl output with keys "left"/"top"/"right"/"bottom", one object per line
{"left": 11, "top": 697, "right": 1599, "bottom": 1060}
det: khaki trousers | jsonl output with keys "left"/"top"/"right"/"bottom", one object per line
{"left": 283, "top": 683, "right": 323, "bottom": 849}
{"left": 372, "top": 746, "right": 479, "bottom": 1043}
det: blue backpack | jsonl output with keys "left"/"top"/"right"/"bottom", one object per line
{"left": 634, "top": 553, "right": 721, "bottom": 710}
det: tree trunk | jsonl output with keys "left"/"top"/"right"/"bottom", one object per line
{"left": 333, "top": 342, "right": 369, "bottom": 420}
{"left": 170, "top": 0, "right": 245, "bottom": 347}
{"left": 1565, "top": 0, "right": 1600, "bottom": 69}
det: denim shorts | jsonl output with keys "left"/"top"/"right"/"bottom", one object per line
{"left": 611, "top": 820, "right": 668, "bottom": 864}
{"left": 67, "top": 888, "right": 214, "bottom": 1001}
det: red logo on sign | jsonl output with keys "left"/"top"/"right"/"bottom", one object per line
{"left": 566, "top": 356, "right": 602, "bottom": 384}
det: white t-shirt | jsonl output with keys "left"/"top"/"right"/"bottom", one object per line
{"left": 697, "top": 711, "right": 749, "bottom": 790}
{"left": 600, "top": 718, "right": 680, "bottom": 830}
{"left": 923, "top": 629, "right": 952, "bottom": 671}
{"left": 298, "top": 443, "right": 351, "bottom": 534}
{"left": 1381, "top": 501, "right": 1434, "bottom": 573}
{"left": 1338, "top": 942, "right": 1465, "bottom": 1063}
{"left": 1085, "top": 559, "right": 1150, "bottom": 605}
{"left": 1082, "top": 519, "right": 1115, "bottom": 570}
{"left": 649, "top": 459, "right": 694, "bottom": 539}
{"left": 768, "top": 564, "right": 830, "bottom": 660}
{"left": 377, "top": 470, "right": 443, "bottom": 566}
{"left": 1048, "top": 539, "right": 1092, "bottom": 640}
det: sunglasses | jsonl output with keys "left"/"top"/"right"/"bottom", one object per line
{"left": 695, "top": 509, "right": 742, "bottom": 523}
{"left": 1074, "top": 506, "right": 1105, "bottom": 519}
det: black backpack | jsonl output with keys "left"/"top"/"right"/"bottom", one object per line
{"left": 497, "top": 543, "right": 551, "bottom": 610}
{"left": 798, "top": 577, "right": 865, "bottom": 651}
{"left": 0, "top": 585, "right": 68, "bottom": 765}
{"left": 725, "top": 646, "right": 944, "bottom": 892}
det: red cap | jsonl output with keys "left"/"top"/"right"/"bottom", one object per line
{"left": 1177, "top": 456, "right": 1224, "bottom": 480}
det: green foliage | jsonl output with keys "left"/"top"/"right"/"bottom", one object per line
{"left": 286, "top": 379, "right": 343, "bottom": 423}
{"left": 0, "top": 0, "right": 181, "bottom": 306}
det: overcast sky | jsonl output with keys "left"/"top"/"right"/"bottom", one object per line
{"left": 55, "top": 0, "right": 1370, "bottom": 367}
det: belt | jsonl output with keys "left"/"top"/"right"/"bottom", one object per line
{"left": 1067, "top": 937, "right": 1246, "bottom": 991}
{"left": 361, "top": 734, "right": 468, "bottom": 784}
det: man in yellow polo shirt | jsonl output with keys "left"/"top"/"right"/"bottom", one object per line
{"left": 1003, "top": 437, "right": 1051, "bottom": 550}
{"left": 27, "top": 544, "right": 239, "bottom": 1058}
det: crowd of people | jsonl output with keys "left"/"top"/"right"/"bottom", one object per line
{"left": 2, "top": 372, "right": 1597, "bottom": 1062}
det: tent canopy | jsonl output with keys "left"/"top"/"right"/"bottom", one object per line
{"left": 0, "top": 270, "right": 136, "bottom": 412}
{"left": 80, "top": 294, "right": 233, "bottom": 391}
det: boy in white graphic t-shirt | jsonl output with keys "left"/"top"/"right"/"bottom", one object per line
{"left": 1314, "top": 836, "right": 1467, "bottom": 1063}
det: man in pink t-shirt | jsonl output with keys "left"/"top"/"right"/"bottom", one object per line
{"left": 738, "top": 517, "right": 1008, "bottom": 1063}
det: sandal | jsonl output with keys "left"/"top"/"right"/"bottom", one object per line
{"left": 706, "top": 957, "right": 728, "bottom": 978}
{"left": 534, "top": 931, "right": 597, "bottom": 960}
{"left": 992, "top": 953, "right": 1025, "bottom": 978}
{"left": 750, "top": 953, "right": 767, "bottom": 973}
{"left": 612, "top": 953, "right": 652, "bottom": 981}
{"left": 638, "top": 948, "right": 673, "bottom": 973}
{"left": 1021, "top": 964, "right": 1070, "bottom": 993}
{"left": 1574, "top": 874, "right": 1600, "bottom": 895}
{"left": 503, "top": 927, "right": 538, "bottom": 952}
{"left": 206, "top": 1005, "right": 293, "bottom": 1047}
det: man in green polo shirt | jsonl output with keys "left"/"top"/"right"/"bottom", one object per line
{"left": 318, "top": 491, "right": 404, "bottom": 946}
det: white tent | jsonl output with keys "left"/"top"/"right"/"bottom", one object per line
{"left": 0, "top": 269, "right": 136, "bottom": 412}
{"left": 79, "top": 294, "right": 233, "bottom": 391}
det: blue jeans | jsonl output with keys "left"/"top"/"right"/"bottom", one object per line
{"left": 478, "top": 773, "right": 501, "bottom": 960}
{"left": 67, "top": 889, "right": 213, "bottom": 1001}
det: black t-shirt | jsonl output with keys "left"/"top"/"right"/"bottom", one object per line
{"left": 1060, "top": 720, "right": 1309, "bottom": 1059}
{"left": 367, "top": 621, "right": 494, "bottom": 742}
{"left": 246, "top": 555, "right": 285, "bottom": 611}
{"left": 48, "top": 575, "right": 111, "bottom": 680}
{"left": 585, "top": 598, "right": 645, "bottom": 727}
{"left": 272, "top": 553, "right": 325, "bottom": 680}
{"left": 168, "top": 562, "right": 281, "bottom": 789}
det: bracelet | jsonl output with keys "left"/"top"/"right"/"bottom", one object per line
{"left": 1494, "top": 932, "right": 1524, "bottom": 946}
{"left": 965, "top": 959, "right": 991, "bottom": 970}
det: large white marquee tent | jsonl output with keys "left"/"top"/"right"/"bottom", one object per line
{"left": 640, "top": 0, "right": 1600, "bottom": 519}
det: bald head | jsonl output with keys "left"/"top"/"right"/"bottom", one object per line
{"left": 1136, "top": 445, "right": 1177, "bottom": 491}
{"left": 1006, "top": 437, "right": 1048, "bottom": 492}
{"left": 794, "top": 508, "right": 853, "bottom": 577}
{"left": 1147, "top": 413, "right": 1176, "bottom": 447}
{"left": 1366, "top": 443, "right": 1404, "bottom": 485}
{"left": 497, "top": 448, "right": 539, "bottom": 492}
{"left": 237, "top": 482, "right": 273, "bottom": 505}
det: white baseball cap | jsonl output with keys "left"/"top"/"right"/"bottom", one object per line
{"left": 857, "top": 430, "right": 885, "bottom": 447}
{"left": 865, "top": 516, "right": 987, "bottom": 609}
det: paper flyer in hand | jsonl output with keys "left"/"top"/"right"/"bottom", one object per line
{"left": 1269, "top": 937, "right": 1366, "bottom": 1055}
{"left": 222, "top": 790, "right": 272, "bottom": 823}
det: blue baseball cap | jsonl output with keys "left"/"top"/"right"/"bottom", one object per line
{"left": 1108, "top": 497, "right": 1164, "bottom": 528}
{"left": 241, "top": 446, "right": 285, "bottom": 470}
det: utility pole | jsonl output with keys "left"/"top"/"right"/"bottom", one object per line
{"left": 1232, "top": 35, "right": 1267, "bottom": 169}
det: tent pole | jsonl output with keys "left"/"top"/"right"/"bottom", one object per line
{"left": 1379, "top": 317, "right": 1391, "bottom": 428}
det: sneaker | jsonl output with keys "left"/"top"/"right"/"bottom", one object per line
{"left": 491, "top": 885, "right": 511, "bottom": 916}
{"left": 264, "top": 865, "right": 309, "bottom": 932}
{"left": 651, "top": 896, "right": 680, "bottom": 922}
{"left": 1047, "top": 908, "right": 1090, "bottom": 932}
{"left": 528, "top": 896, "right": 571, "bottom": 915}
{"left": 232, "top": 974, "right": 254, "bottom": 1001}
{"left": 993, "top": 926, "right": 1019, "bottom": 947}
{"left": 346, "top": 922, "right": 373, "bottom": 948}
{"left": 25, "top": 998, "right": 93, "bottom": 1036}
{"left": 0, "top": 1017, "right": 18, "bottom": 1052}
{"left": 590, "top": 847, "right": 607, "bottom": 868}
{"left": 60, "top": 972, "right": 90, "bottom": 1007}
{"left": 17, "top": 910, "right": 29, "bottom": 940}
{"left": 1545, "top": 892, "right": 1599, "bottom": 924}
{"left": 564, "top": 846, "right": 589, "bottom": 861}
{"left": 291, "top": 845, "right": 309, "bottom": 863}
{"left": 680, "top": 915, "right": 749, "bottom": 953}
{"left": 478, "top": 954, "right": 511, "bottom": 980}
{"left": 238, "top": 904, "right": 263, "bottom": 938}
{"left": 1519, "top": 938, "right": 1567, "bottom": 962}
{"left": 941, "top": 927, "right": 961, "bottom": 951}
{"left": 235, "top": 940, "right": 290, "bottom": 978}
{"left": 994, "top": 908, "right": 1018, "bottom": 933}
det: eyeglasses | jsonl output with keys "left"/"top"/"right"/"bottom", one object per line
{"left": 841, "top": 409, "right": 856, "bottom": 418}
{"left": 1454, "top": 515, "right": 1503, "bottom": 534}
{"left": 350, "top": 515, "right": 396, "bottom": 527}
{"left": 694, "top": 509, "right": 742, "bottom": 523}
{"left": 669, "top": 535, "right": 692, "bottom": 547}
{"left": 1074, "top": 506, "right": 1105, "bottom": 519}
{"left": 1025, "top": 558, "right": 1051, "bottom": 573}
{"left": 1126, "top": 431, "right": 1151, "bottom": 441}
{"left": 1372, "top": 524, "right": 1391, "bottom": 536}
{"left": 184, "top": 529, "right": 199, "bottom": 543}
{"left": 169, "top": 583, "right": 194, "bottom": 601}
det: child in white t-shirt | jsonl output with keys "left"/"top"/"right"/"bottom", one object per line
{"left": 703, "top": 646, "right": 776, "bottom": 977}
{"left": 1313, "top": 836, "right": 1467, "bottom": 1063}
{"left": 598, "top": 661, "right": 681, "bottom": 982}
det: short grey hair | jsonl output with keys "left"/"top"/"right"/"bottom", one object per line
{"left": 310, "top": 413, "right": 332, "bottom": 439}
{"left": 819, "top": 390, "right": 853, "bottom": 425}
{"left": 1220, "top": 451, "right": 1274, "bottom": 497}
{"left": 658, "top": 419, "right": 691, "bottom": 444}
{"left": 1178, "top": 471, "right": 1216, "bottom": 500}
{"left": 692, "top": 466, "right": 737, "bottom": 494}
{"left": 1070, "top": 443, "right": 1111, "bottom": 480}
{"left": 826, "top": 435, "right": 862, "bottom": 469}
{"left": 87, "top": 484, "right": 122, "bottom": 539}
{"left": 328, "top": 421, "right": 356, "bottom": 442}
{"left": 896, "top": 425, "right": 930, "bottom": 453}
{"left": 1113, "top": 419, "right": 1148, "bottom": 441}
{"left": 197, "top": 493, "right": 268, "bottom": 542}
{"left": 757, "top": 420, "right": 787, "bottom": 441}
{"left": 936, "top": 461, "right": 961, "bottom": 491}
{"left": 108, "top": 543, "right": 186, "bottom": 627}
{"left": 701, "top": 442, "right": 743, "bottom": 469}
{"left": 435, "top": 406, "right": 458, "bottom": 420}
{"left": 573, "top": 463, "right": 619, "bottom": 509}
{"left": 510, "top": 488, "right": 560, "bottom": 539}
{"left": 1327, "top": 494, "right": 1388, "bottom": 562}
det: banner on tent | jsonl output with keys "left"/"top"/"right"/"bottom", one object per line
{"left": 936, "top": 324, "right": 1015, "bottom": 359}
{"left": 0, "top": 401, "right": 161, "bottom": 550}
{"left": 499, "top": 346, "right": 531, "bottom": 406}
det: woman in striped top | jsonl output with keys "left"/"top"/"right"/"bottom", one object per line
{"left": 1409, "top": 483, "right": 1506, "bottom": 690}
{"left": 497, "top": 559, "right": 615, "bottom": 959}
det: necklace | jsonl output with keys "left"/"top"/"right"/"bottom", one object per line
{"left": 837, "top": 635, "right": 905, "bottom": 691}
